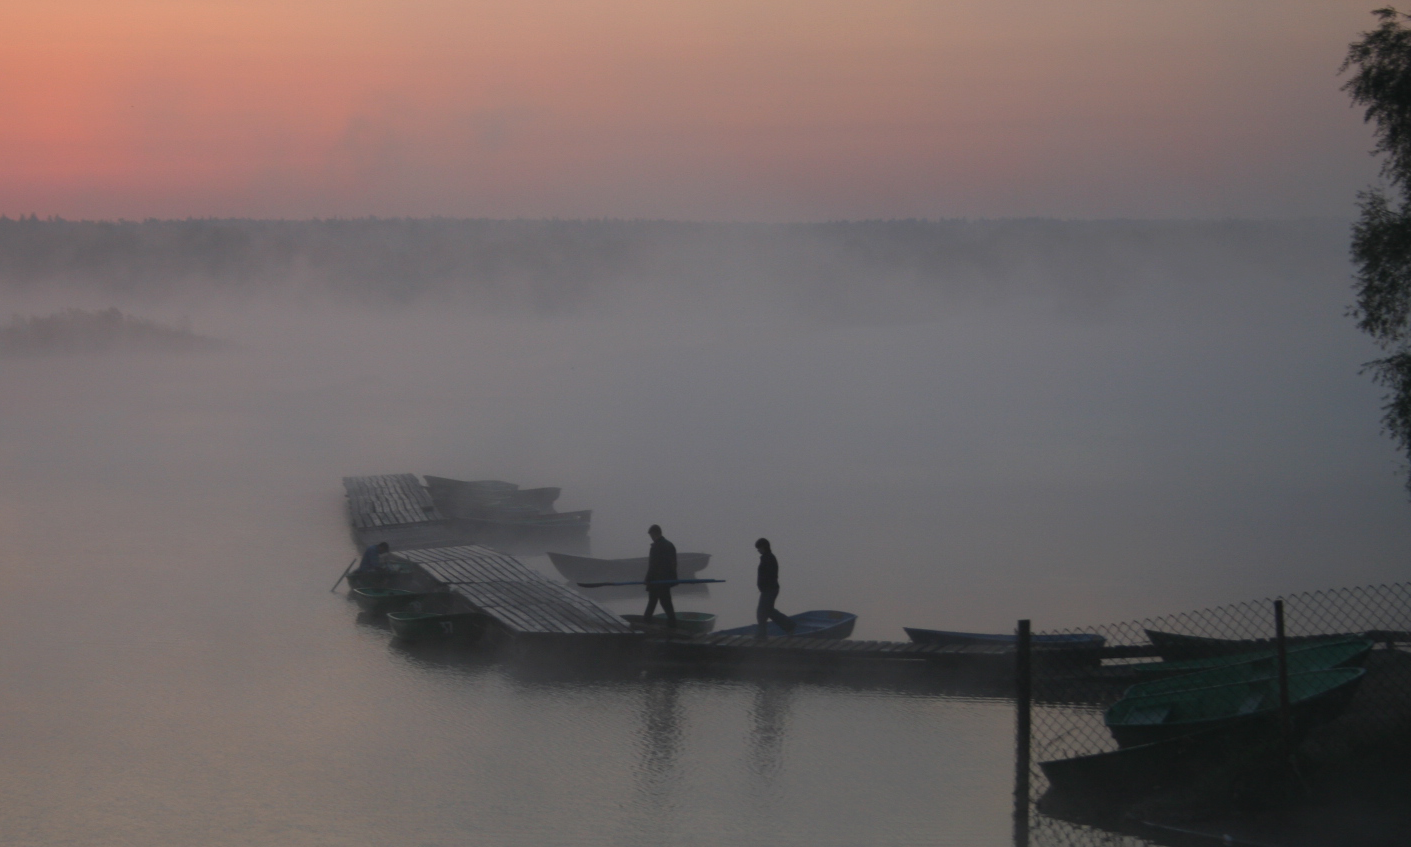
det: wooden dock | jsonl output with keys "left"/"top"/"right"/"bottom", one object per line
{"left": 657, "top": 633, "right": 1016, "bottom": 665}
{"left": 389, "top": 545, "right": 634, "bottom": 639}
{"left": 344, "top": 473, "right": 442, "bottom": 526}
{"left": 343, "top": 474, "right": 473, "bottom": 550}
{"left": 338, "top": 474, "right": 1029, "bottom": 664}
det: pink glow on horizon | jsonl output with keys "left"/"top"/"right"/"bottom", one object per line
{"left": 0, "top": 1, "right": 1384, "bottom": 220}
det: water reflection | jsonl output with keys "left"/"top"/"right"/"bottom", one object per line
{"left": 746, "top": 681, "right": 792, "bottom": 781}
{"left": 634, "top": 676, "right": 686, "bottom": 805}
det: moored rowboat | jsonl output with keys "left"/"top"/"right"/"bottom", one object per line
{"left": 345, "top": 552, "right": 427, "bottom": 592}
{"left": 1124, "top": 638, "right": 1372, "bottom": 696}
{"left": 387, "top": 610, "right": 491, "bottom": 642}
{"left": 1143, "top": 629, "right": 1354, "bottom": 661}
{"left": 1104, "top": 666, "right": 1366, "bottom": 748}
{"left": 547, "top": 551, "right": 712, "bottom": 584}
{"left": 464, "top": 510, "right": 591, "bottom": 529}
{"left": 651, "top": 611, "right": 716, "bottom": 634}
{"left": 1039, "top": 718, "right": 1285, "bottom": 817}
{"left": 351, "top": 587, "right": 444, "bottom": 615}
{"left": 716, "top": 610, "right": 857, "bottom": 639}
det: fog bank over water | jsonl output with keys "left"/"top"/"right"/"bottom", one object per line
{"left": 1, "top": 217, "right": 1406, "bottom": 633}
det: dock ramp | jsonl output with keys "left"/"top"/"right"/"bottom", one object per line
{"left": 391, "top": 545, "right": 634, "bottom": 638}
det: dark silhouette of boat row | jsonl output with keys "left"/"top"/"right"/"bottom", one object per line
{"left": 1038, "top": 633, "right": 1376, "bottom": 818}
{"left": 343, "top": 473, "right": 590, "bottom": 552}
{"left": 424, "top": 476, "right": 591, "bottom": 536}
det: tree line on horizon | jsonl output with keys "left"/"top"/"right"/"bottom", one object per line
{"left": 0, "top": 216, "right": 1346, "bottom": 311}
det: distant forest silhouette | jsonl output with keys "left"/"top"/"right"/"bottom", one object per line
{"left": 0, "top": 307, "right": 224, "bottom": 356}
{"left": 0, "top": 216, "right": 1350, "bottom": 314}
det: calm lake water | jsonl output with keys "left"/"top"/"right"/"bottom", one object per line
{"left": 0, "top": 451, "right": 1015, "bottom": 846}
{"left": 3, "top": 245, "right": 1410, "bottom": 846}
{"left": 0, "top": 343, "right": 1023, "bottom": 847}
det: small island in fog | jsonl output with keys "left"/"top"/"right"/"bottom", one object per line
{"left": 0, "top": 307, "right": 226, "bottom": 356}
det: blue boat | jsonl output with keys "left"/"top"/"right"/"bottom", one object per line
{"left": 716, "top": 610, "right": 857, "bottom": 639}
{"left": 903, "top": 627, "right": 1105, "bottom": 648}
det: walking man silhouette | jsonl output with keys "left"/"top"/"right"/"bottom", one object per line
{"left": 755, "top": 538, "right": 796, "bottom": 638}
{"left": 643, "top": 524, "right": 678, "bottom": 628}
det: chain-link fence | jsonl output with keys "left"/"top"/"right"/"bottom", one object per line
{"left": 1016, "top": 583, "right": 1411, "bottom": 846}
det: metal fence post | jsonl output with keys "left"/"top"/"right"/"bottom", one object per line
{"left": 1274, "top": 599, "right": 1291, "bottom": 756}
{"left": 1014, "top": 619, "right": 1031, "bottom": 847}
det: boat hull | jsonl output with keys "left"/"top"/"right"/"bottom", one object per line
{"left": 425, "top": 476, "right": 589, "bottom": 538}
{"left": 1040, "top": 719, "right": 1286, "bottom": 817}
{"left": 351, "top": 587, "right": 444, "bottom": 615}
{"left": 547, "top": 551, "right": 712, "bottom": 584}
{"left": 716, "top": 610, "right": 857, "bottom": 639}
{"left": 346, "top": 566, "right": 432, "bottom": 593}
{"left": 388, "top": 611, "right": 490, "bottom": 643}
{"left": 1123, "top": 639, "right": 1372, "bottom": 698}
{"left": 651, "top": 611, "right": 716, "bottom": 634}
{"left": 1105, "top": 667, "right": 1365, "bottom": 748}
{"left": 1143, "top": 629, "right": 1355, "bottom": 661}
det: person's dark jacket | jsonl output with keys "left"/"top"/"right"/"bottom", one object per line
{"left": 646, "top": 536, "right": 678, "bottom": 583}
{"left": 757, "top": 550, "right": 780, "bottom": 591}
{"left": 357, "top": 544, "right": 383, "bottom": 573}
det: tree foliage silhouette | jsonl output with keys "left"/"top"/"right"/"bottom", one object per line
{"left": 1343, "top": 7, "right": 1411, "bottom": 494}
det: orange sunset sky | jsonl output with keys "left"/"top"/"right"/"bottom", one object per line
{"left": 0, "top": 1, "right": 1387, "bottom": 221}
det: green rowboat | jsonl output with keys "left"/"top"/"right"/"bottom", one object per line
{"left": 1132, "top": 636, "right": 1370, "bottom": 677}
{"left": 351, "top": 587, "right": 444, "bottom": 615}
{"left": 387, "top": 611, "right": 490, "bottom": 642}
{"left": 1123, "top": 639, "right": 1372, "bottom": 699}
{"left": 1105, "top": 666, "right": 1365, "bottom": 748}
{"left": 1143, "top": 629, "right": 1353, "bottom": 661}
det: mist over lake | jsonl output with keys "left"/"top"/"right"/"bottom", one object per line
{"left": 0, "top": 216, "right": 1406, "bottom": 846}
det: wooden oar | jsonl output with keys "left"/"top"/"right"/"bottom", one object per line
{"left": 577, "top": 578, "right": 726, "bottom": 588}
{"left": 330, "top": 558, "right": 358, "bottom": 593}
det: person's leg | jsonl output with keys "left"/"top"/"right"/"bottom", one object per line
{"left": 756, "top": 587, "right": 778, "bottom": 638}
{"left": 766, "top": 589, "right": 795, "bottom": 632}
{"left": 644, "top": 590, "right": 659, "bottom": 622}
{"left": 659, "top": 588, "right": 676, "bottom": 627}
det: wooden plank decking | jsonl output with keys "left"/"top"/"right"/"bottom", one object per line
{"left": 344, "top": 473, "right": 475, "bottom": 549}
{"left": 343, "top": 474, "right": 445, "bottom": 529}
{"left": 390, "top": 545, "right": 633, "bottom": 638}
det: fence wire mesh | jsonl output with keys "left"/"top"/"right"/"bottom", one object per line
{"left": 1022, "top": 583, "right": 1411, "bottom": 845}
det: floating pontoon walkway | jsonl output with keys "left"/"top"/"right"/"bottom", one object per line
{"left": 657, "top": 634, "right": 1016, "bottom": 665}
{"left": 390, "top": 545, "right": 634, "bottom": 639}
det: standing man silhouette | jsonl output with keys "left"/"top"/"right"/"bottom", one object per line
{"left": 754, "top": 538, "right": 796, "bottom": 638}
{"left": 643, "top": 524, "right": 678, "bottom": 628}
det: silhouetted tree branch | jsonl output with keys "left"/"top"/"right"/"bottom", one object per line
{"left": 1343, "top": 7, "right": 1411, "bottom": 493}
